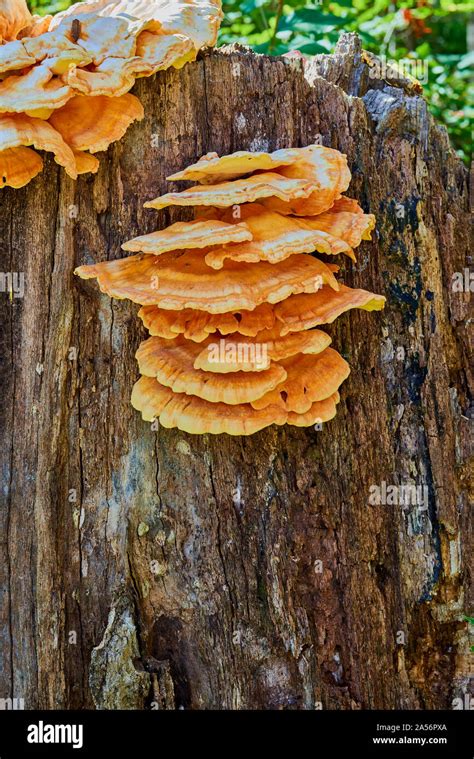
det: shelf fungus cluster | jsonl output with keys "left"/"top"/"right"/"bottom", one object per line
{"left": 76, "top": 144, "right": 386, "bottom": 435}
{"left": 0, "top": 0, "right": 222, "bottom": 188}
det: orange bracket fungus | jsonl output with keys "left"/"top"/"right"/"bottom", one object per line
{"left": 76, "top": 143, "right": 386, "bottom": 435}
{"left": 0, "top": 0, "right": 223, "bottom": 188}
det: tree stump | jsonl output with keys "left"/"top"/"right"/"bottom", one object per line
{"left": 0, "top": 34, "right": 471, "bottom": 711}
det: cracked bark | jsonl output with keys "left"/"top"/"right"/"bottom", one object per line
{"left": 0, "top": 35, "right": 471, "bottom": 710}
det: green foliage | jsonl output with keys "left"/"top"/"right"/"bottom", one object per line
{"left": 28, "top": 0, "right": 73, "bottom": 12}
{"left": 27, "top": 0, "right": 472, "bottom": 162}
{"left": 220, "top": 0, "right": 472, "bottom": 163}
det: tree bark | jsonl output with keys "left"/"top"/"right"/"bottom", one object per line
{"left": 0, "top": 34, "right": 471, "bottom": 711}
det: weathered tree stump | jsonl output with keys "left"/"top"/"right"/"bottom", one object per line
{"left": 0, "top": 34, "right": 471, "bottom": 710}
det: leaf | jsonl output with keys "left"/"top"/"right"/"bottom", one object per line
{"left": 458, "top": 51, "right": 474, "bottom": 70}
{"left": 297, "top": 40, "right": 333, "bottom": 54}
{"left": 415, "top": 42, "right": 431, "bottom": 58}
{"left": 279, "top": 9, "right": 346, "bottom": 33}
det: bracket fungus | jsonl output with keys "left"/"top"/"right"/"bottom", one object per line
{"left": 0, "top": 0, "right": 223, "bottom": 188}
{"left": 0, "top": 144, "right": 43, "bottom": 187}
{"left": 76, "top": 143, "right": 386, "bottom": 435}
{"left": 0, "top": 0, "right": 34, "bottom": 42}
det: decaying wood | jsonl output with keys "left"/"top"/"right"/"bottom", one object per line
{"left": 0, "top": 34, "right": 471, "bottom": 710}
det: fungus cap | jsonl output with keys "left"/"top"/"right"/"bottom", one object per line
{"left": 273, "top": 285, "right": 387, "bottom": 335}
{"left": 75, "top": 250, "right": 339, "bottom": 312}
{"left": 49, "top": 93, "right": 144, "bottom": 153}
{"left": 251, "top": 348, "right": 350, "bottom": 413}
{"left": 144, "top": 172, "right": 318, "bottom": 210}
{"left": 0, "top": 64, "right": 72, "bottom": 114}
{"left": 0, "top": 145, "right": 43, "bottom": 188}
{"left": 0, "top": 112, "right": 76, "bottom": 178}
{"left": 131, "top": 376, "right": 287, "bottom": 435}
{"left": 49, "top": 0, "right": 223, "bottom": 51}
{"left": 0, "top": 0, "right": 32, "bottom": 42}
{"left": 17, "top": 13, "right": 51, "bottom": 39}
{"left": 138, "top": 302, "right": 276, "bottom": 342}
{"left": 203, "top": 203, "right": 354, "bottom": 268}
{"left": 122, "top": 219, "right": 252, "bottom": 255}
{"left": 135, "top": 30, "right": 195, "bottom": 70}
{"left": 137, "top": 284, "right": 386, "bottom": 342}
{"left": 61, "top": 33, "right": 196, "bottom": 96}
{"left": 51, "top": 14, "right": 150, "bottom": 66}
{"left": 136, "top": 336, "right": 288, "bottom": 404}
{"left": 62, "top": 56, "right": 152, "bottom": 97}
{"left": 193, "top": 329, "right": 332, "bottom": 373}
{"left": 0, "top": 39, "right": 35, "bottom": 73}
{"left": 167, "top": 147, "right": 302, "bottom": 184}
{"left": 330, "top": 196, "right": 365, "bottom": 214}
{"left": 261, "top": 145, "right": 351, "bottom": 216}
{"left": 73, "top": 149, "right": 100, "bottom": 175}
{"left": 287, "top": 392, "right": 340, "bottom": 427}
{"left": 295, "top": 209, "right": 375, "bottom": 251}
{"left": 22, "top": 31, "right": 93, "bottom": 70}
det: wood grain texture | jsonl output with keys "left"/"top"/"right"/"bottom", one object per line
{"left": 0, "top": 35, "right": 471, "bottom": 710}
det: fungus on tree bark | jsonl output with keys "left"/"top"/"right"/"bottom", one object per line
{"left": 76, "top": 144, "right": 385, "bottom": 435}
{"left": 0, "top": 0, "right": 223, "bottom": 186}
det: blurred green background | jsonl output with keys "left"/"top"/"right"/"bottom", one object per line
{"left": 29, "top": 0, "right": 473, "bottom": 163}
